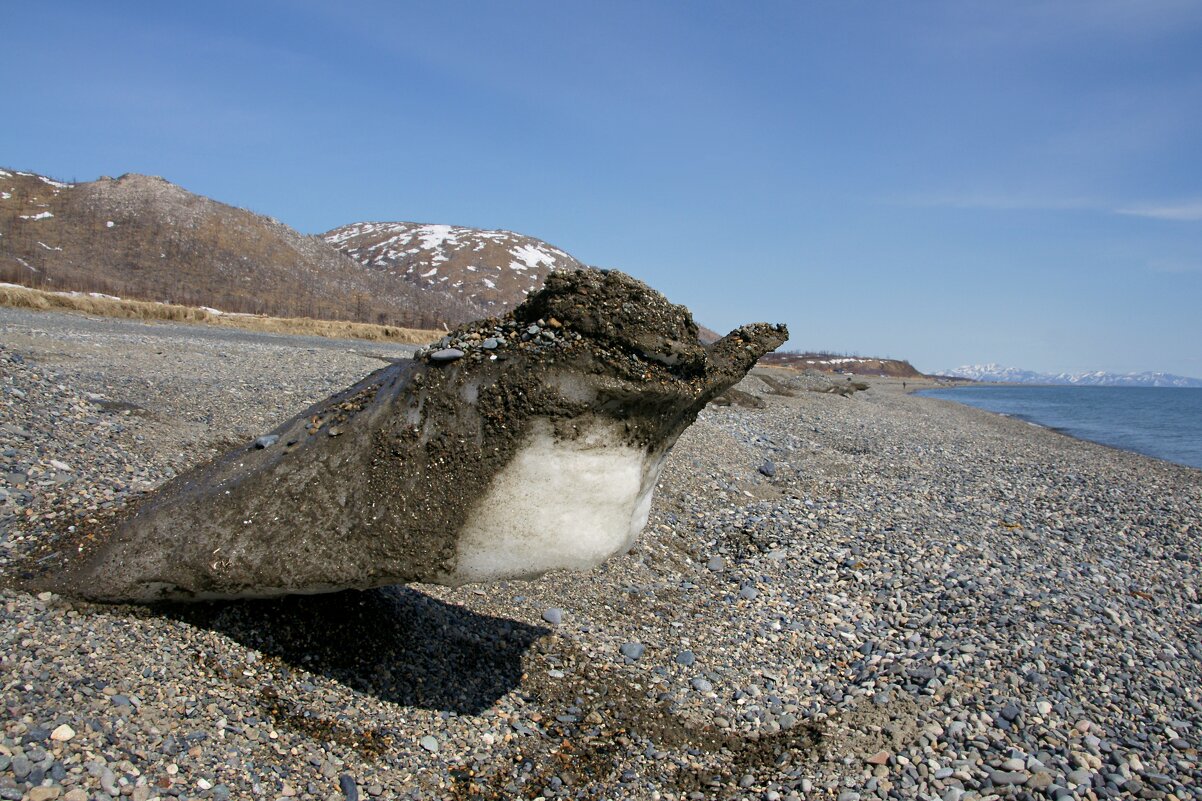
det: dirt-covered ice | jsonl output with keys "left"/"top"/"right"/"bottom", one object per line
{"left": 26, "top": 269, "right": 787, "bottom": 601}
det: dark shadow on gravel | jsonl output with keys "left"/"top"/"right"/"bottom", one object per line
{"left": 158, "top": 585, "right": 547, "bottom": 715}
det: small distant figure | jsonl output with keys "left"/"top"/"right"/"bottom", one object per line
{"left": 902, "top": 381, "right": 907, "bottom": 390}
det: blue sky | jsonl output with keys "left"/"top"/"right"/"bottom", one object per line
{"left": 4, "top": 1, "right": 1201, "bottom": 375}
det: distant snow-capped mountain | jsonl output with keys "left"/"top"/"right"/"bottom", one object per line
{"left": 324, "top": 221, "right": 584, "bottom": 319}
{"left": 943, "top": 363, "right": 1202, "bottom": 388}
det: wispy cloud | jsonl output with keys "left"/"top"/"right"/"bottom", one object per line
{"left": 889, "top": 192, "right": 1101, "bottom": 212}
{"left": 891, "top": 192, "right": 1202, "bottom": 222}
{"left": 1115, "top": 202, "right": 1202, "bottom": 221}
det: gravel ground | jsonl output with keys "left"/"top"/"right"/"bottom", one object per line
{"left": 2, "top": 307, "right": 1200, "bottom": 801}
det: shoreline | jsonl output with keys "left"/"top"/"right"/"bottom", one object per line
{"left": 2, "top": 309, "right": 1200, "bottom": 801}
{"left": 916, "top": 383, "right": 1202, "bottom": 472}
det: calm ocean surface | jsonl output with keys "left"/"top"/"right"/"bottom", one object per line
{"left": 918, "top": 385, "right": 1202, "bottom": 470}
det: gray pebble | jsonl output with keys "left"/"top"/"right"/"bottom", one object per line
{"left": 100, "top": 768, "right": 118, "bottom": 795}
{"left": 620, "top": 642, "right": 646, "bottom": 660}
{"left": 429, "top": 348, "right": 465, "bottom": 362}
{"left": 542, "top": 607, "right": 564, "bottom": 625}
{"left": 9, "top": 756, "right": 31, "bottom": 779}
{"left": 988, "top": 769, "right": 1028, "bottom": 786}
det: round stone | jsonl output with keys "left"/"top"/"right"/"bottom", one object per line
{"left": 50, "top": 724, "right": 75, "bottom": 742}
{"left": 620, "top": 642, "right": 646, "bottom": 660}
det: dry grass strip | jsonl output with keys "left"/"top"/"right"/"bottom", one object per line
{"left": 0, "top": 283, "right": 442, "bottom": 345}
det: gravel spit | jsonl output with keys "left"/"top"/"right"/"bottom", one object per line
{"left": 2, "top": 307, "right": 1200, "bottom": 800}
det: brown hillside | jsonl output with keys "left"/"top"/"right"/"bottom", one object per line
{"left": 0, "top": 168, "right": 477, "bottom": 329}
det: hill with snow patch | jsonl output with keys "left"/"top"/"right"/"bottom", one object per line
{"left": 1, "top": 166, "right": 590, "bottom": 329}
{"left": 0, "top": 167, "right": 483, "bottom": 328}
{"left": 323, "top": 221, "right": 584, "bottom": 319}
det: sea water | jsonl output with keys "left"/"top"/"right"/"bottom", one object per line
{"left": 918, "top": 386, "right": 1202, "bottom": 470}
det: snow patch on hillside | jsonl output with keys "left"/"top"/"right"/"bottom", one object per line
{"left": 323, "top": 220, "right": 583, "bottom": 312}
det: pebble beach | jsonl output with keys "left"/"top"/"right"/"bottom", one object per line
{"left": 2, "top": 307, "right": 1200, "bottom": 801}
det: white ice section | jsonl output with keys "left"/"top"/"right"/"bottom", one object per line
{"left": 19, "top": 211, "right": 53, "bottom": 220}
{"left": 447, "top": 419, "right": 666, "bottom": 584}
